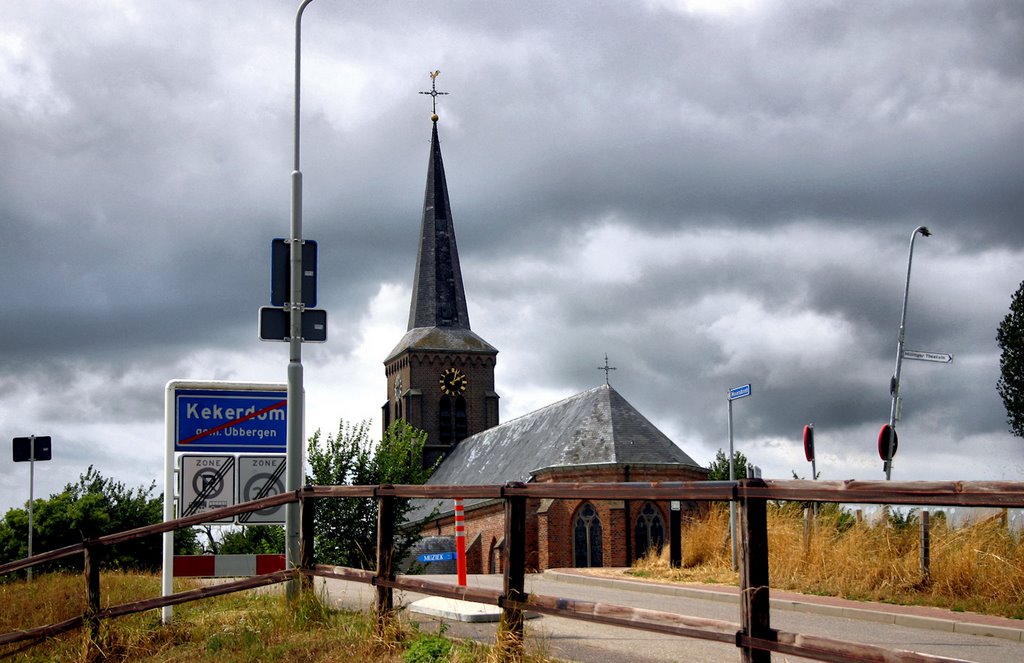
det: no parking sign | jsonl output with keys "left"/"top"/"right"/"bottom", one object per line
{"left": 179, "top": 455, "right": 236, "bottom": 523}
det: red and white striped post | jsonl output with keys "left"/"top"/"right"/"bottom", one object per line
{"left": 454, "top": 498, "right": 467, "bottom": 586}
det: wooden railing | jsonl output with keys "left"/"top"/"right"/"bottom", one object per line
{"left": 2, "top": 479, "right": 1022, "bottom": 662}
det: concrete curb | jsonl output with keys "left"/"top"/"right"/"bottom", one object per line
{"left": 543, "top": 570, "right": 1024, "bottom": 643}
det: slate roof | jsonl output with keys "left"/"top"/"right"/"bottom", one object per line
{"left": 407, "top": 383, "right": 703, "bottom": 522}
{"left": 407, "top": 120, "right": 471, "bottom": 332}
{"left": 385, "top": 326, "right": 497, "bottom": 363}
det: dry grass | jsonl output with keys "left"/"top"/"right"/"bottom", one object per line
{"left": 630, "top": 504, "right": 1024, "bottom": 619}
{"left": 0, "top": 573, "right": 556, "bottom": 662}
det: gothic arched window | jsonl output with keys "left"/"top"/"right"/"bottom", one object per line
{"left": 573, "top": 502, "right": 603, "bottom": 568}
{"left": 634, "top": 501, "right": 665, "bottom": 560}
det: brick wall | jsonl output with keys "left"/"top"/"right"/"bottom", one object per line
{"left": 421, "top": 464, "right": 707, "bottom": 571}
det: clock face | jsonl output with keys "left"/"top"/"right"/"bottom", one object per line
{"left": 439, "top": 367, "right": 468, "bottom": 396}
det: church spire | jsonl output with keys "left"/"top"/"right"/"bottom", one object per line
{"left": 407, "top": 108, "right": 471, "bottom": 330}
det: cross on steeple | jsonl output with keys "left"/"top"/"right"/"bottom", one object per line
{"left": 419, "top": 70, "right": 449, "bottom": 119}
{"left": 597, "top": 353, "right": 617, "bottom": 385}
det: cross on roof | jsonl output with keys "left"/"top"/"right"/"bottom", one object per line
{"left": 597, "top": 353, "right": 617, "bottom": 385}
{"left": 419, "top": 70, "right": 449, "bottom": 117}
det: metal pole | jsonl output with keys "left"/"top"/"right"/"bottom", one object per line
{"left": 27, "top": 435, "right": 35, "bottom": 583}
{"left": 728, "top": 399, "right": 737, "bottom": 571}
{"left": 886, "top": 225, "right": 930, "bottom": 480}
{"left": 286, "top": 0, "right": 316, "bottom": 599}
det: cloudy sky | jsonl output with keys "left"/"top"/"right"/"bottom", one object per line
{"left": 2, "top": 0, "right": 1022, "bottom": 514}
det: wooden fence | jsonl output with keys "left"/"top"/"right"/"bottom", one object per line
{"left": 2, "top": 479, "right": 1022, "bottom": 662}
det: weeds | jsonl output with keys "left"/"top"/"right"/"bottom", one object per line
{"left": 630, "top": 504, "right": 1024, "bottom": 619}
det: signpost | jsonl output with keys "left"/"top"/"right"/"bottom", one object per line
{"left": 12, "top": 435, "right": 51, "bottom": 581}
{"left": 727, "top": 384, "right": 751, "bottom": 571}
{"left": 163, "top": 380, "right": 286, "bottom": 622}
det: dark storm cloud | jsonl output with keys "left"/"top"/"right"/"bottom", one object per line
{"left": 2, "top": 0, "right": 1022, "bottom": 511}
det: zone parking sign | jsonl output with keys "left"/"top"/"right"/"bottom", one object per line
{"left": 180, "top": 455, "right": 236, "bottom": 524}
{"left": 236, "top": 455, "right": 287, "bottom": 525}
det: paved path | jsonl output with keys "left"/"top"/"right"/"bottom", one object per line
{"left": 313, "top": 570, "right": 1024, "bottom": 662}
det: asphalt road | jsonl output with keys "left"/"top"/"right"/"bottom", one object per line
{"left": 315, "top": 573, "right": 1023, "bottom": 662}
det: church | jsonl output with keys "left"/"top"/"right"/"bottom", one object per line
{"left": 384, "top": 94, "right": 707, "bottom": 571}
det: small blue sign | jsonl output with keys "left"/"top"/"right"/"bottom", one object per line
{"left": 728, "top": 384, "right": 752, "bottom": 401}
{"left": 417, "top": 551, "right": 457, "bottom": 563}
{"left": 175, "top": 389, "right": 287, "bottom": 453}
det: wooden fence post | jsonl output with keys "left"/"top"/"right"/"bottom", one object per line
{"left": 498, "top": 481, "right": 527, "bottom": 661}
{"left": 669, "top": 501, "right": 682, "bottom": 568}
{"left": 919, "top": 509, "right": 930, "bottom": 584}
{"left": 802, "top": 507, "right": 812, "bottom": 558}
{"left": 374, "top": 485, "right": 396, "bottom": 639}
{"left": 83, "top": 541, "right": 102, "bottom": 647}
{"left": 299, "top": 487, "right": 316, "bottom": 593}
{"left": 738, "top": 479, "right": 774, "bottom": 663}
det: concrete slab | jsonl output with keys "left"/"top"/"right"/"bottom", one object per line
{"left": 409, "top": 596, "right": 503, "bottom": 623}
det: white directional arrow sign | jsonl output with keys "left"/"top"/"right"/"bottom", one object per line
{"left": 902, "top": 350, "right": 953, "bottom": 364}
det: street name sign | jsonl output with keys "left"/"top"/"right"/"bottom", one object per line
{"left": 903, "top": 350, "right": 953, "bottom": 364}
{"left": 417, "top": 551, "right": 457, "bottom": 563}
{"left": 236, "top": 455, "right": 287, "bottom": 525}
{"left": 180, "top": 455, "right": 236, "bottom": 523}
{"left": 174, "top": 387, "right": 287, "bottom": 453}
{"left": 728, "top": 384, "right": 752, "bottom": 400}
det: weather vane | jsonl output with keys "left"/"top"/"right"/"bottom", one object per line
{"left": 419, "top": 70, "right": 449, "bottom": 121}
{"left": 597, "top": 353, "right": 617, "bottom": 385}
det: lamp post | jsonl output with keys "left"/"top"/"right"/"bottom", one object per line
{"left": 285, "top": 0, "right": 316, "bottom": 597}
{"left": 885, "top": 225, "right": 931, "bottom": 480}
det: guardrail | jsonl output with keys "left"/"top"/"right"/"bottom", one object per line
{"left": 2, "top": 479, "right": 1021, "bottom": 662}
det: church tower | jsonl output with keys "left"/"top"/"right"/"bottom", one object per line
{"left": 383, "top": 98, "right": 499, "bottom": 468}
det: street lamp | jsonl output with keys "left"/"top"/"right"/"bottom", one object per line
{"left": 285, "top": 0, "right": 316, "bottom": 597}
{"left": 885, "top": 225, "right": 931, "bottom": 480}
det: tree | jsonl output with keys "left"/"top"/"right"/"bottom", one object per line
{"left": 306, "top": 419, "right": 433, "bottom": 569}
{"left": 0, "top": 466, "right": 199, "bottom": 572}
{"left": 706, "top": 449, "right": 749, "bottom": 481}
{"left": 997, "top": 280, "right": 1024, "bottom": 437}
{"left": 219, "top": 526, "right": 284, "bottom": 554}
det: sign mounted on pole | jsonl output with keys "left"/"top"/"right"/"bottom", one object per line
{"left": 802, "top": 424, "right": 815, "bottom": 463}
{"left": 729, "top": 383, "right": 753, "bottom": 399}
{"left": 236, "top": 455, "right": 287, "bottom": 525}
{"left": 258, "top": 306, "right": 327, "bottom": 342}
{"left": 902, "top": 350, "right": 953, "bottom": 364}
{"left": 179, "top": 455, "right": 236, "bottom": 524}
{"left": 174, "top": 386, "right": 287, "bottom": 453}
{"left": 271, "top": 238, "right": 318, "bottom": 307}
{"left": 13, "top": 436, "right": 51, "bottom": 462}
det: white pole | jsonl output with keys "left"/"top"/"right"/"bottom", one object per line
{"left": 162, "top": 382, "right": 176, "bottom": 623}
{"left": 286, "top": 0, "right": 316, "bottom": 599}
{"left": 886, "top": 226, "right": 931, "bottom": 480}
{"left": 27, "top": 435, "right": 35, "bottom": 583}
{"left": 728, "top": 399, "right": 737, "bottom": 572}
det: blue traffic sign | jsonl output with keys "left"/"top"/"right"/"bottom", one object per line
{"left": 728, "top": 384, "right": 752, "bottom": 400}
{"left": 417, "top": 551, "right": 457, "bottom": 563}
{"left": 175, "top": 389, "right": 287, "bottom": 453}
